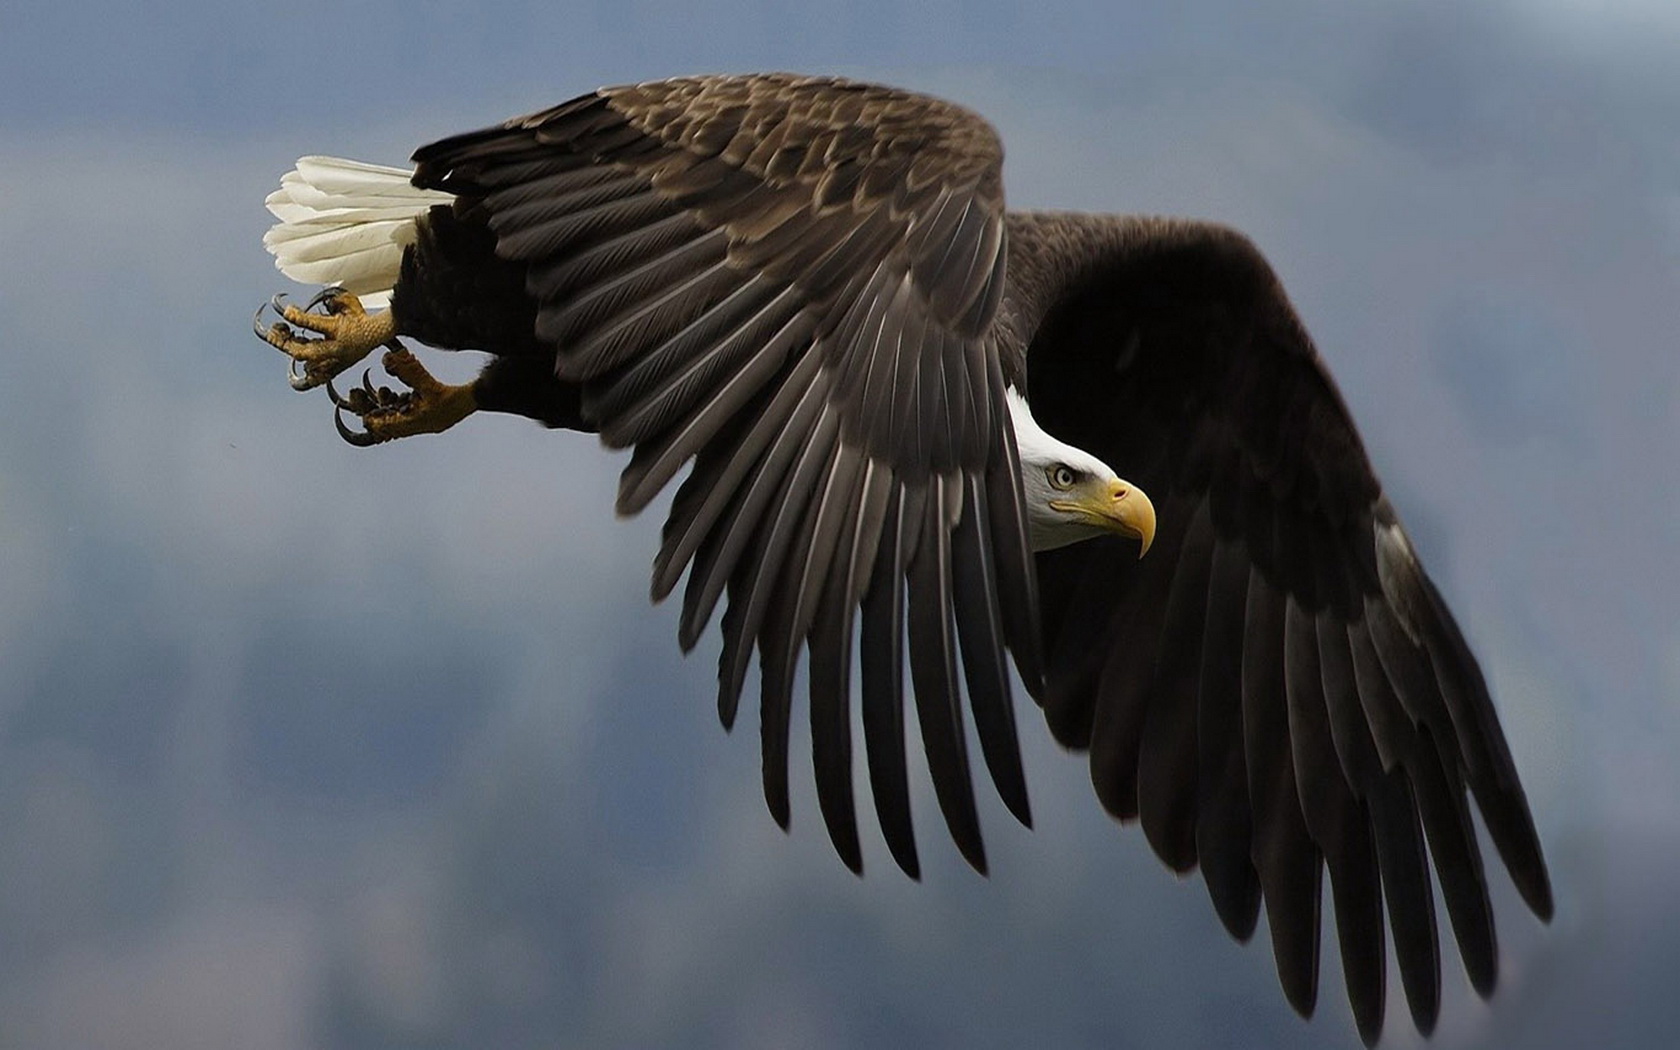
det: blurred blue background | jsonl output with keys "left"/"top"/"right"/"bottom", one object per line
{"left": 1, "top": 1, "right": 1677, "bottom": 1046}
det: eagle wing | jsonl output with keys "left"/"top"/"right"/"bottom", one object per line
{"left": 1023, "top": 219, "right": 1552, "bottom": 1043}
{"left": 412, "top": 74, "right": 1040, "bottom": 877}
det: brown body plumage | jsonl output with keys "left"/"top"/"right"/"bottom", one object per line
{"left": 259, "top": 73, "right": 1551, "bottom": 1044}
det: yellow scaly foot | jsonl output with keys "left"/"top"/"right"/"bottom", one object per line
{"left": 254, "top": 287, "right": 396, "bottom": 391}
{"left": 327, "top": 345, "right": 478, "bottom": 446}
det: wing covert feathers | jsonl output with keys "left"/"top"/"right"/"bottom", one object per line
{"left": 411, "top": 74, "right": 1030, "bottom": 878}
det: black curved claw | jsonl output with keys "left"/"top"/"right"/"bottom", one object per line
{"left": 333, "top": 404, "right": 380, "bottom": 447}
{"left": 306, "top": 285, "right": 344, "bottom": 314}
{"left": 360, "top": 368, "right": 377, "bottom": 399}
{"left": 325, "top": 375, "right": 348, "bottom": 408}
{"left": 254, "top": 297, "right": 294, "bottom": 345}
{"left": 287, "top": 357, "right": 314, "bottom": 391}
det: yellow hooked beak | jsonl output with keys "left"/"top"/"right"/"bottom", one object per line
{"left": 1051, "top": 477, "right": 1157, "bottom": 557}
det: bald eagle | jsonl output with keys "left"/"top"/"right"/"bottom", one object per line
{"left": 256, "top": 73, "right": 1550, "bottom": 1043}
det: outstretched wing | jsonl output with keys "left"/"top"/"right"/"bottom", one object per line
{"left": 1021, "top": 216, "right": 1552, "bottom": 1044}
{"left": 411, "top": 74, "right": 1041, "bottom": 877}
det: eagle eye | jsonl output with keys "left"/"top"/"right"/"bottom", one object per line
{"left": 1050, "top": 466, "right": 1077, "bottom": 490}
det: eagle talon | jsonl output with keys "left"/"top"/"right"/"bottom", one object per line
{"left": 253, "top": 299, "right": 301, "bottom": 349}
{"left": 253, "top": 288, "right": 395, "bottom": 391}
{"left": 323, "top": 373, "right": 388, "bottom": 416}
{"left": 305, "top": 285, "right": 345, "bottom": 314}
{"left": 333, "top": 403, "right": 381, "bottom": 447}
{"left": 253, "top": 301, "right": 277, "bottom": 340}
{"left": 325, "top": 343, "right": 478, "bottom": 447}
{"left": 286, "top": 351, "right": 340, "bottom": 391}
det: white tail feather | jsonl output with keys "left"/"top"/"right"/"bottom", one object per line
{"left": 263, "top": 156, "right": 453, "bottom": 309}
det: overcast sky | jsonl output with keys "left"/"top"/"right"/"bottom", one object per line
{"left": 2, "top": 1, "right": 1678, "bottom": 1047}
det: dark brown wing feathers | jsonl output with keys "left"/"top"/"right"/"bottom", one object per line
{"left": 1019, "top": 213, "right": 1551, "bottom": 1042}
{"left": 398, "top": 77, "right": 1549, "bottom": 1042}
{"left": 412, "top": 74, "right": 1030, "bottom": 878}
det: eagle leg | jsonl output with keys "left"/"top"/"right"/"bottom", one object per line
{"left": 254, "top": 288, "right": 396, "bottom": 391}
{"left": 326, "top": 344, "right": 478, "bottom": 447}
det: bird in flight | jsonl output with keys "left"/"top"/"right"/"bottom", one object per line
{"left": 255, "top": 72, "right": 1551, "bottom": 1043}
